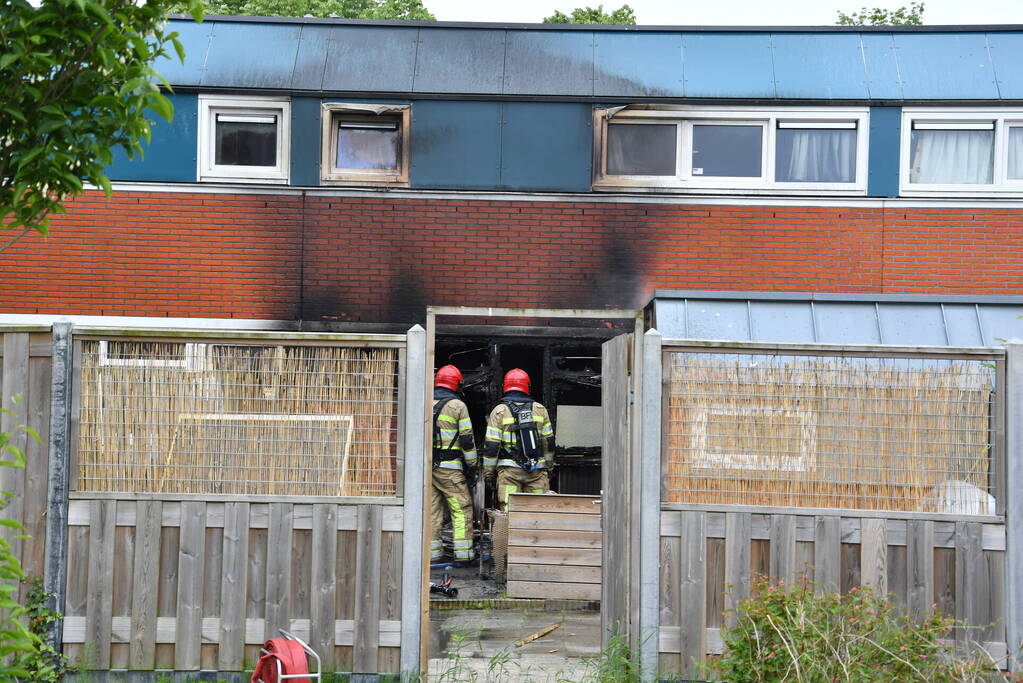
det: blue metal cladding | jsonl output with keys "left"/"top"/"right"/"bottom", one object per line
{"left": 652, "top": 294, "right": 1023, "bottom": 347}
{"left": 593, "top": 32, "right": 683, "bottom": 98}
{"left": 411, "top": 101, "right": 502, "bottom": 189}
{"left": 165, "top": 19, "right": 1023, "bottom": 101}
{"left": 681, "top": 33, "right": 776, "bottom": 99}
{"left": 499, "top": 102, "right": 592, "bottom": 191}
{"left": 290, "top": 97, "right": 321, "bottom": 186}
{"left": 413, "top": 29, "right": 507, "bottom": 95}
{"left": 867, "top": 106, "right": 901, "bottom": 198}
{"left": 106, "top": 93, "right": 197, "bottom": 182}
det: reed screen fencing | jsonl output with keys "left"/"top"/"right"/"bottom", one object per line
{"left": 664, "top": 351, "right": 996, "bottom": 513}
{"left": 76, "top": 339, "right": 400, "bottom": 496}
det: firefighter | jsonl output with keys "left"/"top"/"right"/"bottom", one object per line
{"left": 483, "top": 368, "right": 555, "bottom": 511}
{"left": 431, "top": 364, "right": 478, "bottom": 564}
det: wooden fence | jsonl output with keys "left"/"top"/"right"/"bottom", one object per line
{"left": 658, "top": 506, "right": 1007, "bottom": 677}
{"left": 62, "top": 497, "right": 404, "bottom": 673}
{"left": 506, "top": 493, "right": 601, "bottom": 601}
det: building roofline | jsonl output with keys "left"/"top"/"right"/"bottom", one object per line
{"left": 171, "top": 15, "right": 1023, "bottom": 33}
{"left": 649, "top": 290, "right": 1023, "bottom": 305}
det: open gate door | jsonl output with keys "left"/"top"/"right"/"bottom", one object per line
{"left": 601, "top": 333, "right": 632, "bottom": 643}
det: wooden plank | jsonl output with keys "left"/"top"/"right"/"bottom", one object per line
{"left": 23, "top": 354, "right": 51, "bottom": 580}
{"left": 311, "top": 504, "right": 338, "bottom": 671}
{"left": 378, "top": 530, "right": 403, "bottom": 628}
{"left": 679, "top": 511, "right": 706, "bottom": 679}
{"left": 508, "top": 564, "right": 602, "bottom": 584}
{"left": 934, "top": 547, "right": 956, "bottom": 618}
{"left": 769, "top": 515, "right": 796, "bottom": 585}
{"left": 907, "top": 519, "right": 934, "bottom": 620}
{"left": 1, "top": 333, "right": 29, "bottom": 564}
{"left": 219, "top": 502, "right": 249, "bottom": 671}
{"left": 264, "top": 503, "right": 293, "bottom": 640}
{"left": 508, "top": 512, "right": 602, "bottom": 532}
{"left": 887, "top": 545, "right": 907, "bottom": 613}
{"left": 601, "top": 332, "right": 630, "bottom": 645}
{"left": 507, "top": 581, "right": 601, "bottom": 601}
{"left": 291, "top": 529, "right": 312, "bottom": 619}
{"left": 336, "top": 530, "right": 358, "bottom": 621}
{"left": 203, "top": 527, "right": 224, "bottom": 628}
{"left": 724, "top": 513, "right": 751, "bottom": 628}
{"left": 85, "top": 499, "right": 116, "bottom": 669}
{"left": 247, "top": 527, "right": 268, "bottom": 620}
{"left": 956, "top": 521, "right": 986, "bottom": 649}
{"left": 860, "top": 518, "right": 888, "bottom": 593}
{"left": 175, "top": 501, "right": 206, "bottom": 670}
{"left": 353, "top": 504, "right": 382, "bottom": 673}
{"left": 706, "top": 537, "right": 725, "bottom": 629}
{"left": 111, "top": 524, "right": 134, "bottom": 669}
{"left": 840, "top": 543, "right": 861, "bottom": 594}
{"left": 508, "top": 493, "right": 601, "bottom": 515}
{"left": 660, "top": 532, "right": 681, "bottom": 630}
{"left": 814, "top": 516, "right": 841, "bottom": 595}
{"left": 130, "top": 500, "right": 161, "bottom": 669}
{"left": 507, "top": 546, "right": 602, "bottom": 567}
{"left": 508, "top": 529, "right": 602, "bottom": 549}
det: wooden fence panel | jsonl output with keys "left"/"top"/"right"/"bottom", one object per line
{"left": 63, "top": 497, "right": 405, "bottom": 674}
{"left": 658, "top": 508, "right": 1008, "bottom": 673}
{"left": 507, "top": 493, "right": 602, "bottom": 601}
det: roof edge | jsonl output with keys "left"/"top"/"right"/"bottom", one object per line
{"left": 649, "top": 290, "right": 1023, "bottom": 305}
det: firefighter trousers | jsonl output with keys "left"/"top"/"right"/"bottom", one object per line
{"left": 495, "top": 466, "right": 549, "bottom": 511}
{"left": 430, "top": 467, "right": 474, "bottom": 562}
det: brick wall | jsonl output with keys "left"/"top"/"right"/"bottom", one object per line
{"left": 3, "top": 191, "right": 1021, "bottom": 323}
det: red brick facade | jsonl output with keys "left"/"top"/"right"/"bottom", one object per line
{"left": 4, "top": 190, "right": 1022, "bottom": 323}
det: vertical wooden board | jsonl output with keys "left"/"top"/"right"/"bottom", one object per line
{"left": 336, "top": 529, "right": 358, "bottom": 620}
{"left": 751, "top": 539, "right": 769, "bottom": 580}
{"left": 724, "top": 512, "right": 751, "bottom": 628}
{"left": 906, "top": 520, "right": 934, "bottom": 620}
{"left": 380, "top": 531, "right": 404, "bottom": 622}
{"left": 175, "top": 501, "right": 206, "bottom": 670}
{"left": 130, "top": 500, "right": 161, "bottom": 670}
{"left": 291, "top": 528, "right": 312, "bottom": 619}
{"left": 353, "top": 505, "right": 383, "bottom": 674}
{"left": 660, "top": 534, "right": 681, "bottom": 629}
{"left": 814, "top": 516, "right": 841, "bottom": 595}
{"left": 840, "top": 543, "right": 861, "bottom": 594}
{"left": 264, "top": 503, "right": 294, "bottom": 640}
{"left": 860, "top": 518, "right": 887, "bottom": 593}
{"left": 247, "top": 528, "right": 268, "bottom": 619}
{"left": 769, "top": 515, "right": 796, "bottom": 585}
{"left": 705, "top": 537, "right": 725, "bottom": 629}
{"left": 203, "top": 527, "right": 224, "bottom": 618}
{"left": 378, "top": 646, "right": 400, "bottom": 674}
{"left": 219, "top": 502, "right": 249, "bottom": 671}
{"left": 1, "top": 333, "right": 29, "bottom": 564}
{"left": 886, "top": 545, "right": 907, "bottom": 612}
{"left": 85, "top": 499, "right": 116, "bottom": 669}
{"left": 311, "top": 504, "right": 338, "bottom": 670}
{"left": 22, "top": 355, "right": 51, "bottom": 580}
{"left": 110, "top": 525, "right": 134, "bottom": 669}
{"left": 987, "top": 551, "right": 1006, "bottom": 643}
{"left": 660, "top": 652, "right": 683, "bottom": 678}
{"left": 795, "top": 541, "right": 814, "bottom": 584}
{"left": 678, "top": 511, "right": 706, "bottom": 679}
{"left": 955, "top": 521, "right": 985, "bottom": 648}
{"left": 601, "top": 333, "right": 630, "bottom": 643}
{"left": 933, "top": 547, "right": 956, "bottom": 618}
{"left": 64, "top": 525, "right": 89, "bottom": 667}
{"left": 335, "top": 645, "right": 354, "bottom": 673}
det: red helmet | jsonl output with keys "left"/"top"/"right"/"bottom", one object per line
{"left": 434, "top": 364, "right": 463, "bottom": 391}
{"left": 503, "top": 368, "right": 530, "bottom": 394}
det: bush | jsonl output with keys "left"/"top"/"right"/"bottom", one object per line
{"left": 714, "top": 575, "right": 1007, "bottom": 683}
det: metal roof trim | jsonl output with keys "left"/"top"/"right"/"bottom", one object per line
{"left": 170, "top": 16, "right": 1023, "bottom": 33}
{"left": 650, "top": 290, "right": 1023, "bottom": 305}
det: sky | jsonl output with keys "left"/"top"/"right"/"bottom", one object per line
{"left": 425, "top": 0, "right": 1023, "bottom": 26}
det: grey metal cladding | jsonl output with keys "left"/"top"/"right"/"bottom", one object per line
{"left": 158, "top": 21, "right": 212, "bottom": 87}
{"left": 502, "top": 30, "right": 595, "bottom": 96}
{"left": 200, "top": 22, "right": 304, "bottom": 88}
{"left": 320, "top": 26, "right": 419, "bottom": 93}
{"left": 893, "top": 32, "right": 1000, "bottom": 100}
{"left": 771, "top": 33, "right": 869, "bottom": 99}
{"left": 290, "top": 25, "right": 332, "bottom": 91}
{"left": 593, "top": 32, "right": 684, "bottom": 98}
{"left": 680, "top": 33, "right": 776, "bottom": 99}
{"left": 413, "top": 29, "right": 506, "bottom": 94}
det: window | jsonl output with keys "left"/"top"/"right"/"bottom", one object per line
{"left": 902, "top": 109, "right": 1023, "bottom": 194}
{"left": 594, "top": 107, "right": 868, "bottom": 194}
{"left": 321, "top": 103, "right": 411, "bottom": 186}
{"left": 198, "top": 96, "right": 290, "bottom": 184}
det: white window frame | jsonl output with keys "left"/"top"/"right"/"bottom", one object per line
{"left": 98, "top": 340, "right": 207, "bottom": 372}
{"left": 593, "top": 106, "right": 869, "bottom": 195}
{"left": 198, "top": 95, "right": 290, "bottom": 184}
{"left": 320, "top": 103, "right": 411, "bottom": 187}
{"left": 900, "top": 108, "right": 1023, "bottom": 196}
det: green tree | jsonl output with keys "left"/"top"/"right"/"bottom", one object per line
{"left": 0, "top": 0, "right": 203, "bottom": 249}
{"left": 543, "top": 4, "right": 636, "bottom": 24}
{"left": 201, "top": 0, "right": 435, "bottom": 20}
{"left": 837, "top": 2, "right": 924, "bottom": 25}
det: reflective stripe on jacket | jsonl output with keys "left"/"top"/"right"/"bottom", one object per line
{"left": 433, "top": 393, "right": 477, "bottom": 470}
{"left": 483, "top": 396, "right": 554, "bottom": 470}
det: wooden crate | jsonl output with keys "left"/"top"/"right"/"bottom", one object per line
{"left": 506, "top": 493, "right": 601, "bottom": 601}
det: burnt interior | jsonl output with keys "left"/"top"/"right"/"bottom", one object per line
{"left": 436, "top": 330, "right": 613, "bottom": 496}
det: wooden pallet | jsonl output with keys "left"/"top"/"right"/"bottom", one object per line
{"left": 506, "top": 493, "right": 602, "bottom": 601}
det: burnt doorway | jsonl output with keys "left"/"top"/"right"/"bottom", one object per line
{"left": 422, "top": 307, "right": 641, "bottom": 678}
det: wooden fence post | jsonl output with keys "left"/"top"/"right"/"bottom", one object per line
{"left": 400, "top": 324, "right": 426, "bottom": 677}
{"left": 639, "top": 328, "right": 662, "bottom": 679}
{"left": 1005, "top": 341, "right": 1023, "bottom": 668}
{"left": 43, "top": 322, "right": 72, "bottom": 652}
